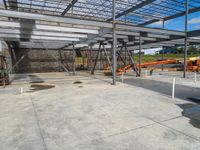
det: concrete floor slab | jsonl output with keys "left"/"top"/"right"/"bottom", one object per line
{"left": 0, "top": 72, "right": 200, "bottom": 150}
{"left": 74, "top": 124, "right": 200, "bottom": 150}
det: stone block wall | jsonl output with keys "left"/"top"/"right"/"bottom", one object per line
{"left": 12, "top": 48, "right": 130, "bottom": 73}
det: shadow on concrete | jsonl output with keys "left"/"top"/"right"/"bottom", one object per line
{"left": 26, "top": 84, "right": 55, "bottom": 93}
{"left": 11, "top": 74, "right": 28, "bottom": 81}
{"left": 124, "top": 78, "right": 200, "bottom": 102}
{"left": 28, "top": 74, "right": 44, "bottom": 83}
{"left": 177, "top": 103, "right": 200, "bottom": 129}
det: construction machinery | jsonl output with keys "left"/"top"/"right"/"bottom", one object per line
{"left": 187, "top": 57, "right": 200, "bottom": 72}
{"left": 117, "top": 59, "right": 177, "bottom": 75}
{"left": 105, "top": 59, "right": 178, "bottom": 76}
{"left": 104, "top": 56, "right": 200, "bottom": 76}
{"left": 0, "top": 55, "right": 9, "bottom": 87}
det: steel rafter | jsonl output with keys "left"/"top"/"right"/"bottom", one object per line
{"left": 61, "top": 0, "right": 78, "bottom": 16}
{"left": 107, "top": 0, "right": 157, "bottom": 22}
{"left": 140, "top": 6, "right": 200, "bottom": 26}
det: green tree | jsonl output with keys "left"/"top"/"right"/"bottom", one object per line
{"left": 177, "top": 47, "right": 184, "bottom": 54}
{"left": 188, "top": 45, "right": 198, "bottom": 55}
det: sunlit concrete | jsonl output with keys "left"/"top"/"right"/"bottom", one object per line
{"left": 0, "top": 72, "right": 200, "bottom": 150}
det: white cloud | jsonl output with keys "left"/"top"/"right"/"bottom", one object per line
{"left": 153, "top": 21, "right": 163, "bottom": 26}
{"left": 189, "top": 17, "right": 200, "bottom": 24}
{"left": 193, "top": 25, "right": 200, "bottom": 30}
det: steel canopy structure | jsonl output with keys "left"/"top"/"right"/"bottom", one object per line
{"left": 2, "top": 0, "right": 200, "bottom": 24}
{"left": 0, "top": 0, "right": 200, "bottom": 84}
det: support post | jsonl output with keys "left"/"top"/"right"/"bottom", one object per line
{"left": 103, "top": 44, "right": 113, "bottom": 73}
{"left": 11, "top": 55, "right": 25, "bottom": 73}
{"left": 125, "top": 43, "right": 139, "bottom": 76}
{"left": 162, "top": 21, "right": 165, "bottom": 71}
{"left": 125, "top": 44, "right": 127, "bottom": 65}
{"left": 58, "top": 49, "right": 63, "bottom": 72}
{"left": 172, "top": 78, "right": 176, "bottom": 99}
{"left": 91, "top": 42, "right": 101, "bottom": 74}
{"left": 41, "top": 43, "right": 69, "bottom": 75}
{"left": 112, "top": 0, "right": 117, "bottom": 85}
{"left": 100, "top": 48, "right": 103, "bottom": 70}
{"left": 184, "top": 0, "right": 188, "bottom": 78}
{"left": 139, "top": 34, "right": 142, "bottom": 76}
{"left": 117, "top": 43, "right": 126, "bottom": 65}
{"left": 121, "top": 72, "right": 124, "bottom": 83}
{"left": 89, "top": 45, "right": 92, "bottom": 71}
{"left": 194, "top": 72, "right": 197, "bottom": 83}
{"left": 72, "top": 42, "right": 75, "bottom": 75}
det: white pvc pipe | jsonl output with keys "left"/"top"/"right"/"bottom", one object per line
{"left": 122, "top": 72, "right": 124, "bottom": 83}
{"left": 172, "top": 78, "right": 176, "bottom": 99}
{"left": 194, "top": 72, "right": 197, "bottom": 83}
{"left": 21, "top": 88, "right": 24, "bottom": 94}
{"left": 145, "top": 70, "right": 148, "bottom": 78}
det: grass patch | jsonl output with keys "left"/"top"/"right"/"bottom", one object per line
{"left": 133, "top": 54, "right": 200, "bottom": 63}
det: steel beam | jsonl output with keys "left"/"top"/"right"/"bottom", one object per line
{"left": 107, "top": 0, "right": 156, "bottom": 21}
{"left": 0, "top": 9, "right": 112, "bottom": 28}
{"left": 0, "top": 28, "right": 88, "bottom": 38}
{"left": 0, "top": 34, "right": 80, "bottom": 41}
{"left": 128, "top": 44, "right": 175, "bottom": 49}
{"left": 18, "top": 42, "right": 72, "bottom": 49}
{"left": 116, "top": 24, "right": 185, "bottom": 36}
{"left": 188, "top": 30, "right": 200, "bottom": 37}
{"left": 59, "top": 27, "right": 112, "bottom": 50}
{"left": 140, "top": 6, "right": 200, "bottom": 26}
{"left": 116, "top": 31, "right": 140, "bottom": 36}
{"left": 103, "top": 34, "right": 128, "bottom": 39}
{"left": 0, "top": 10, "right": 186, "bottom": 36}
{"left": 147, "top": 34, "right": 169, "bottom": 39}
{"left": 136, "top": 37, "right": 156, "bottom": 41}
{"left": 116, "top": 45, "right": 126, "bottom": 65}
{"left": 125, "top": 43, "right": 139, "bottom": 76}
{"left": 61, "top": 0, "right": 78, "bottom": 17}
{"left": 0, "top": 20, "right": 98, "bottom": 34}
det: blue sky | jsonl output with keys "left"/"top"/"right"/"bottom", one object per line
{"left": 147, "top": 11, "right": 200, "bottom": 31}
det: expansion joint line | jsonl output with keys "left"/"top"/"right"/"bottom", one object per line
{"left": 28, "top": 93, "right": 48, "bottom": 150}
{"left": 101, "top": 98, "right": 200, "bottom": 142}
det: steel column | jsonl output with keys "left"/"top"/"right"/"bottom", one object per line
{"left": 139, "top": 34, "right": 142, "bottom": 76}
{"left": 72, "top": 42, "right": 76, "bottom": 75}
{"left": 100, "top": 49, "right": 103, "bottom": 70}
{"left": 184, "top": 0, "right": 188, "bottom": 78}
{"left": 112, "top": 0, "right": 117, "bottom": 85}
{"left": 162, "top": 20, "right": 165, "bottom": 71}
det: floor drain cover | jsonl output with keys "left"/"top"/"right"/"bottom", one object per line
{"left": 73, "top": 81, "right": 82, "bottom": 84}
{"left": 30, "top": 84, "right": 55, "bottom": 91}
